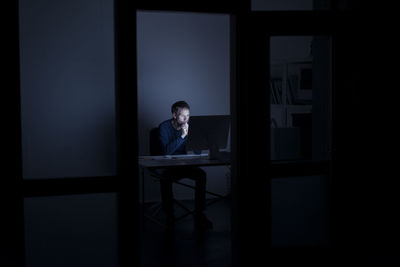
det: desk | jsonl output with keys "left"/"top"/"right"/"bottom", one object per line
{"left": 139, "top": 154, "right": 230, "bottom": 168}
{"left": 138, "top": 154, "right": 231, "bottom": 213}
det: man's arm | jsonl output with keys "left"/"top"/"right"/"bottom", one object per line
{"left": 159, "top": 125, "right": 186, "bottom": 155}
{"left": 181, "top": 123, "right": 189, "bottom": 138}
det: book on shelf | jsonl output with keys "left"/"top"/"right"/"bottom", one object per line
{"left": 270, "top": 80, "right": 277, "bottom": 104}
{"left": 270, "top": 79, "right": 282, "bottom": 104}
{"left": 286, "top": 76, "right": 296, "bottom": 104}
{"left": 275, "top": 80, "right": 282, "bottom": 104}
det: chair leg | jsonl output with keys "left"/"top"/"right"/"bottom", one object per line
{"left": 148, "top": 202, "right": 163, "bottom": 216}
{"left": 144, "top": 175, "right": 229, "bottom": 228}
{"left": 173, "top": 199, "right": 195, "bottom": 221}
{"left": 144, "top": 213, "right": 169, "bottom": 228}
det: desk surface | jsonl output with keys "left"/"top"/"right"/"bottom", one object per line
{"left": 138, "top": 154, "right": 230, "bottom": 168}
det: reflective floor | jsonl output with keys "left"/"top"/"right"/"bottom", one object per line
{"left": 139, "top": 197, "right": 399, "bottom": 267}
{"left": 140, "top": 198, "right": 232, "bottom": 267}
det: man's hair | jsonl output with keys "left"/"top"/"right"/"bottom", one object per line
{"left": 171, "top": 101, "right": 190, "bottom": 114}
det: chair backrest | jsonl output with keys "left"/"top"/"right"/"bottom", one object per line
{"left": 149, "top": 127, "right": 162, "bottom": 156}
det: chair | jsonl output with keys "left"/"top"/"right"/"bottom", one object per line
{"left": 149, "top": 127, "right": 162, "bottom": 156}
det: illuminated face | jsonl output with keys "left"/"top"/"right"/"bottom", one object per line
{"left": 173, "top": 108, "right": 190, "bottom": 126}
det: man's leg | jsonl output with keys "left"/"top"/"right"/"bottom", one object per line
{"left": 185, "top": 167, "right": 213, "bottom": 229}
{"left": 192, "top": 168, "right": 206, "bottom": 213}
{"left": 161, "top": 167, "right": 212, "bottom": 229}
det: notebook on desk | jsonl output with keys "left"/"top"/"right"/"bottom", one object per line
{"left": 139, "top": 153, "right": 209, "bottom": 161}
{"left": 164, "top": 153, "right": 209, "bottom": 160}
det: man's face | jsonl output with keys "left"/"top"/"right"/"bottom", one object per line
{"left": 173, "top": 108, "right": 190, "bottom": 126}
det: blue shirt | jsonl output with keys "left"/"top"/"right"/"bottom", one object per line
{"left": 158, "top": 119, "right": 187, "bottom": 155}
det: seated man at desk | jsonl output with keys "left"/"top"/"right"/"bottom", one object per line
{"left": 158, "top": 100, "right": 213, "bottom": 229}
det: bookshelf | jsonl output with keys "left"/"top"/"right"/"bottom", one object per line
{"left": 270, "top": 58, "right": 312, "bottom": 128}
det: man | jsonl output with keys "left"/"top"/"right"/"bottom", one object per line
{"left": 158, "top": 101, "right": 212, "bottom": 229}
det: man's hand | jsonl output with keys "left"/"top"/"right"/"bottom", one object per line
{"left": 181, "top": 123, "right": 189, "bottom": 138}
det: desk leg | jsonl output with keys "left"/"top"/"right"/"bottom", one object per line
{"left": 141, "top": 167, "right": 145, "bottom": 211}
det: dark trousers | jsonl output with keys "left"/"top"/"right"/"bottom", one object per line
{"left": 159, "top": 167, "right": 206, "bottom": 216}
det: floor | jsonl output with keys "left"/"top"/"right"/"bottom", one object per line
{"left": 139, "top": 197, "right": 400, "bottom": 267}
{"left": 140, "top": 198, "right": 232, "bottom": 267}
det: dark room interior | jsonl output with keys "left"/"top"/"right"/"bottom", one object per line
{"left": 4, "top": 0, "right": 398, "bottom": 267}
